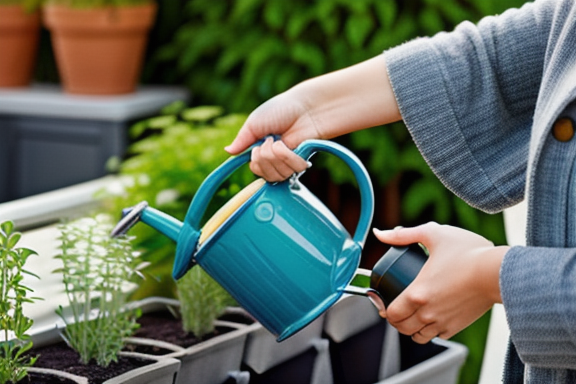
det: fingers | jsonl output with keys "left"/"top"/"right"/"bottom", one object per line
{"left": 386, "top": 292, "right": 441, "bottom": 344}
{"left": 250, "top": 138, "right": 309, "bottom": 182}
{"left": 367, "top": 290, "right": 387, "bottom": 318}
{"left": 410, "top": 323, "right": 440, "bottom": 344}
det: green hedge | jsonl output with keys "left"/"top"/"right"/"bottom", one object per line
{"left": 145, "top": 0, "right": 528, "bottom": 110}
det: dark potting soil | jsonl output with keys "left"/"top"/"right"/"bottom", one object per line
{"left": 21, "top": 371, "right": 78, "bottom": 384}
{"left": 24, "top": 309, "right": 252, "bottom": 383}
{"left": 29, "top": 341, "right": 149, "bottom": 384}
{"left": 126, "top": 310, "right": 235, "bottom": 355}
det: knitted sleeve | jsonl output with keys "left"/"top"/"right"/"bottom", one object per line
{"left": 386, "top": 0, "right": 576, "bottom": 371}
{"left": 383, "top": 0, "right": 556, "bottom": 213}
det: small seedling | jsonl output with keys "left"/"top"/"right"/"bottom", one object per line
{"left": 176, "top": 267, "right": 235, "bottom": 337}
{"left": 55, "top": 214, "right": 146, "bottom": 367}
{"left": 0, "top": 220, "right": 41, "bottom": 384}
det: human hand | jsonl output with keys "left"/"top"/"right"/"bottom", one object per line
{"left": 224, "top": 91, "right": 318, "bottom": 181}
{"left": 225, "top": 55, "right": 401, "bottom": 182}
{"left": 373, "top": 222, "right": 507, "bottom": 344}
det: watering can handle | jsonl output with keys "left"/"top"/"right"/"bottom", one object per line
{"left": 293, "top": 140, "right": 374, "bottom": 246}
{"left": 182, "top": 139, "right": 374, "bottom": 247}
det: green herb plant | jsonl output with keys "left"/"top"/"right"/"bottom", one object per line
{"left": 176, "top": 267, "right": 235, "bottom": 337}
{"left": 0, "top": 221, "right": 40, "bottom": 384}
{"left": 55, "top": 214, "right": 146, "bottom": 367}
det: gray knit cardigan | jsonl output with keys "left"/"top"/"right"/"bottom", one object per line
{"left": 384, "top": 0, "right": 576, "bottom": 382}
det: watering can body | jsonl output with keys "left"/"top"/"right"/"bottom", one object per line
{"left": 195, "top": 179, "right": 362, "bottom": 340}
{"left": 113, "top": 139, "right": 375, "bottom": 341}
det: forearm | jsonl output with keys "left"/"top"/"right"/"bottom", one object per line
{"left": 291, "top": 54, "right": 401, "bottom": 139}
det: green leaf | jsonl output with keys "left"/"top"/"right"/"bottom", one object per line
{"left": 129, "top": 121, "right": 149, "bottom": 139}
{"left": 263, "top": 0, "right": 285, "bottom": 30}
{"left": 181, "top": 106, "right": 224, "bottom": 122}
{"left": 438, "top": 1, "right": 475, "bottom": 25}
{"left": 315, "top": 2, "right": 339, "bottom": 37}
{"left": 287, "top": 9, "right": 314, "bottom": 40}
{"left": 240, "top": 36, "right": 286, "bottom": 92}
{"left": 274, "top": 65, "right": 300, "bottom": 93}
{"left": 161, "top": 100, "right": 187, "bottom": 116}
{"left": 402, "top": 179, "right": 451, "bottom": 222}
{"left": 178, "top": 25, "right": 223, "bottom": 72}
{"left": 453, "top": 197, "right": 481, "bottom": 232}
{"left": 6, "top": 233, "right": 21, "bottom": 250}
{"left": 344, "top": 12, "right": 375, "bottom": 48}
{"left": 399, "top": 145, "right": 432, "bottom": 175}
{"left": 0, "top": 221, "right": 14, "bottom": 237}
{"left": 230, "top": 0, "right": 262, "bottom": 21}
{"left": 374, "top": 0, "right": 397, "bottom": 29}
{"left": 418, "top": 7, "right": 444, "bottom": 35}
{"left": 290, "top": 42, "right": 326, "bottom": 75}
{"left": 21, "top": 269, "right": 40, "bottom": 280}
{"left": 147, "top": 115, "right": 177, "bottom": 129}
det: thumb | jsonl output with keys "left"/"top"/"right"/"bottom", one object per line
{"left": 225, "top": 127, "right": 260, "bottom": 155}
{"left": 372, "top": 226, "right": 425, "bottom": 246}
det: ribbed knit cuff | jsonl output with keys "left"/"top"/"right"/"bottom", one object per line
{"left": 501, "top": 246, "right": 576, "bottom": 368}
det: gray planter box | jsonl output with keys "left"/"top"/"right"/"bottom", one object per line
{"left": 29, "top": 325, "right": 180, "bottom": 384}
{"left": 376, "top": 338, "right": 467, "bottom": 384}
{"left": 323, "top": 294, "right": 468, "bottom": 384}
{"left": 242, "top": 314, "right": 332, "bottom": 384}
{"left": 126, "top": 297, "right": 253, "bottom": 384}
{"left": 0, "top": 84, "right": 188, "bottom": 202}
{"left": 323, "top": 295, "right": 401, "bottom": 384}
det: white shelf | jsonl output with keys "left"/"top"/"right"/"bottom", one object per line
{"left": 0, "top": 84, "right": 189, "bottom": 121}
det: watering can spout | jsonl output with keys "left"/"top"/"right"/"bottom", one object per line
{"left": 111, "top": 200, "right": 198, "bottom": 280}
{"left": 110, "top": 201, "right": 184, "bottom": 243}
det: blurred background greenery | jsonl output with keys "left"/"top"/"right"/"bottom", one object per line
{"left": 34, "top": 0, "right": 531, "bottom": 382}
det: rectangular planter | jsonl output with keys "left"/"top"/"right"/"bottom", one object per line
{"left": 29, "top": 328, "right": 180, "bottom": 384}
{"left": 125, "top": 297, "right": 253, "bottom": 384}
{"left": 323, "top": 294, "right": 468, "bottom": 384}
{"left": 241, "top": 314, "right": 332, "bottom": 384}
{"left": 377, "top": 337, "right": 467, "bottom": 384}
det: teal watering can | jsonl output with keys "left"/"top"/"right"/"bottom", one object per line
{"left": 111, "top": 139, "right": 427, "bottom": 341}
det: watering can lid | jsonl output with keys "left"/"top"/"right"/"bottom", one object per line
{"left": 198, "top": 178, "right": 266, "bottom": 244}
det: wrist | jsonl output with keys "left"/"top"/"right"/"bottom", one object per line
{"left": 291, "top": 55, "right": 401, "bottom": 138}
{"left": 477, "top": 245, "right": 508, "bottom": 304}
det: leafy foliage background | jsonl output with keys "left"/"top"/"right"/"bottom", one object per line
{"left": 141, "top": 2, "right": 530, "bottom": 382}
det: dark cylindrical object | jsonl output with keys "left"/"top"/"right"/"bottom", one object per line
{"left": 370, "top": 244, "right": 427, "bottom": 307}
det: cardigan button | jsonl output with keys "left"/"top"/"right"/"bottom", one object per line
{"left": 552, "top": 117, "right": 574, "bottom": 142}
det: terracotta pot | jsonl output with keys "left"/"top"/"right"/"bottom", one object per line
{"left": 0, "top": 5, "right": 40, "bottom": 87}
{"left": 43, "top": 3, "right": 157, "bottom": 95}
